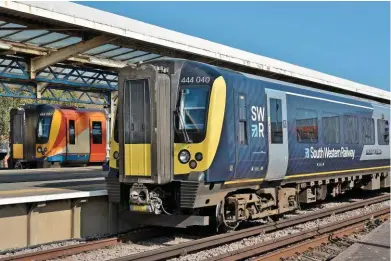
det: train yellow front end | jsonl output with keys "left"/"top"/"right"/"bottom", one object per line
{"left": 107, "top": 60, "right": 226, "bottom": 222}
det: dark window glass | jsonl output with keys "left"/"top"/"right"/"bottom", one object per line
{"left": 69, "top": 120, "right": 75, "bottom": 145}
{"left": 177, "top": 87, "right": 209, "bottom": 131}
{"left": 377, "top": 119, "right": 389, "bottom": 145}
{"left": 36, "top": 113, "right": 53, "bottom": 144}
{"left": 113, "top": 106, "right": 119, "bottom": 143}
{"left": 361, "top": 118, "right": 375, "bottom": 145}
{"left": 239, "top": 95, "right": 246, "bottom": 121}
{"left": 270, "top": 98, "right": 283, "bottom": 144}
{"left": 344, "top": 116, "right": 359, "bottom": 144}
{"left": 238, "top": 94, "right": 247, "bottom": 145}
{"left": 238, "top": 122, "right": 247, "bottom": 145}
{"left": 92, "top": 121, "right": 102, "bottom": 144}
{"left": 13, "top": 114, "right": 23, "bottom": 143}
{"left": 322, "top": 115, "right": 340, "bottom": 144}
{"left": 296, "top": 109, "right": 318, "bottom": 143}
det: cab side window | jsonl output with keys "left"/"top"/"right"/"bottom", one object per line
{"left": 238, "top": 94, "right": 248, "bottom": 145}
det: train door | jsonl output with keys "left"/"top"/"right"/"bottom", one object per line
{"left": 123, "top": 79, "right": 151, "bottom": 176}
{"left": 89, "top": 117, "right": 106, "bottom": 162}
{"left": 264, "top": 89, "right": 288, "bottom": 181}
{"left": 10, "top": 109, "right": 24, "bottom": 162}
{"left": 234, "top": 90, "right": 253, "bottom": 179}
{"left": 66, "top": 115, "right": 77, "bottom": 162}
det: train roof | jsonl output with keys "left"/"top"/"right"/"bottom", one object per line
{"left": 177, "top": 59, "right": 390, "bottom": 107}
{"left": 20, "top": 104, "right": 106, "bottom": 113}
{"left": 0, "top": 1, "right": 388, "bottom": 103}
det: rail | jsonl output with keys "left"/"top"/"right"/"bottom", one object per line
{"left": 2, "top": 194, "right": 389, "bottom": 261}
{"left": 111, "top": 194, "right": 390, "bottom": 261}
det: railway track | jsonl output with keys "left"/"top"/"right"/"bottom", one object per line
{"left": 1, "top": 194, "right": 389, "bottom": 261}
{"left": 211, "top": 208, "right": 389, "bottom": 261}
{"left": 250, "top": 216, "right": 388, "bottom": 261}
{"left": 111, "top": 194, "right": 390, "bottom": 261}
{"left": 0, "top": 228, "right": 167, "bottom": 261}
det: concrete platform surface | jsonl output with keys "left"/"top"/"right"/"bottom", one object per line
{"left": 0, "top": 166, "right": 107, "bottom": 183}
{"left": 0, "top": 177, "right": 107, "bottom": 205}
{"left": 0, "top": 177, "right": 111, "bottom": 251}
{"left": 332, "top": 220, "right": 390, "bottom": 261}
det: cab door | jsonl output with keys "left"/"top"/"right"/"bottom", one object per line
{"left": 264, "top": 89, "right": 288, "bottom": 181}
{"left": 234, "top": 90, "right": 252, "bottom": 179}
{"left": 89, "top": 117, "right": 106, "bottom": 162}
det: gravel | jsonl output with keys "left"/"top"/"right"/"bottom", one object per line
{"left": 50, "top": 235, "right": 196, "bottom": 261}
{"left": 0, "top": 240, "right": 84, "bottom": 259}
{"left": 169, "top": 200, "right": 390, "bottom": 261}
{"left": 2, "top": 192, "right": 389, "bottom": 261}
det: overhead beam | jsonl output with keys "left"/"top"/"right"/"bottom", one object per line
{"left": 29, "top": 34, "right": 116, "bottom": 78}
{"left": 0, "top": 40, "right": 129, "bottom": 68}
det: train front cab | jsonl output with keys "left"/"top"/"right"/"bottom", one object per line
{"left": 9, "top": 105, "right": 55, "bottom": 168}
{"left": 9, "top": 104, "right": 107, "bottom": 168}
{"left": 107, "top": 61, "right": 229, "bottom": 224}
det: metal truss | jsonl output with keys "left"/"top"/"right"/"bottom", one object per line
{"left": 40, "top": 86, "right": 110, "bottom": 105}
{"left": 0, "top": 55, "right": 116, "bottom": 104}
{"left": 0, "top": 55, "right": 118, "bottom": 91}
{"left": 0, "top": 81, "right": 110, "bottom": 105}
{"left": 0, "top": 81, "right": 35, "bottom": 99}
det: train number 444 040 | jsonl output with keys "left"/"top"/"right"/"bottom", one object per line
{"left": 180, "top": 76, "right": 210, "bottom": 84}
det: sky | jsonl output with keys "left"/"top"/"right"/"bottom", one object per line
{"left": 78, "top": 1, "right": 390, "bottom": 91}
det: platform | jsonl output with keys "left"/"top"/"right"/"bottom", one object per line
{"left": 0, "top": 177, "right": 107, "bottom": 205}
{"left": 0, "top": 166, "right": 107, "bottom": 183}
{"left": 0, "top": 176, "right": 114, "bottom": 251}
{"left": 332, "top": 220, "right": 390, "bottom": 261}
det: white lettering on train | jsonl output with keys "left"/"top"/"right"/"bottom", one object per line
{"left": 251, "top": 106, "right": 265, "bottom": 138}
{"left": 304, "top": 147, "right": 356, "bottom": 159}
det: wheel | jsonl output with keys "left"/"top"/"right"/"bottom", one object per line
{"left": 215, "top": 200, "right": 241, "bottom": 233}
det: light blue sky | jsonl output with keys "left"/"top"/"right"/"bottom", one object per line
{"left": 79, "top": 1, "right": 390, "bottom": 91}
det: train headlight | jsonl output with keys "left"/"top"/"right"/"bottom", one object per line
{"left": 178, "top": 150, "right": 190, "bottom": 164}
{"left": 37, "top": 146, "right": 42, "bottom": 153}
{"left": 195, "top": 152, "right": 203, "bottom": 161}
{"left": 189, "top": 160, "right": 197, "bottom": 169}
{"left": 113, "top": 151, "right": 119, "bottom": 159}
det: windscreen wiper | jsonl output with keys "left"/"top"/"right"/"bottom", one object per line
{"left": 176, "top": 107, "right": 192, "bottom": 143}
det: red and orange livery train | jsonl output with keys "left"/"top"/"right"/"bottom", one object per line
{"left": 8, "top": 104, "right": 107, "bottom": 168}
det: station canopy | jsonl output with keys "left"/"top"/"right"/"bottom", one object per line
{"left": 0, "top": 1, "right": 389, "bottom": 105}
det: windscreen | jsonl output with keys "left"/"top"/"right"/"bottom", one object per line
{"left": 175, "top": 85, "right": 210, "bottom": 143}
{"left": 177, "top": 86, "right": 209, "bottom": 132}
{"left": 36, "top": 109, "right": 53, "bottom": 144}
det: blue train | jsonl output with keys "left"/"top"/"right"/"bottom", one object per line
{"left": 107, "top": 59, "right": 390, "bottom": 229}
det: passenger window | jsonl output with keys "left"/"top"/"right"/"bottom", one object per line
{"left": 344, "top": 116, "right": 359, "bottom": 144}
{"left": 69, "top": 120, "right": 75, "bottom": 145}
{"left": 92, "top": 121, "right": 103, "bottom": 144}
{"left": 296, "top": 108, "right": 318, "bottom": 143}
{"left": 270, "top": 98, "right": 283, "bottom": 144}
{"left": 322, "top": 115, "right": 340, "bottom": 144}
{"left": 361, "top": 118, "right": 375, "bottom": 145}
{"left": 377, "top": 119, "right": 389, "bottom": 145}
{"left": 238, "top": 94, "right": 247, "bottom": 145}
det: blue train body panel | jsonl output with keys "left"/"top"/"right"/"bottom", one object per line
{"left": 206, "top": 67, "right": 389, "bottom": 183}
